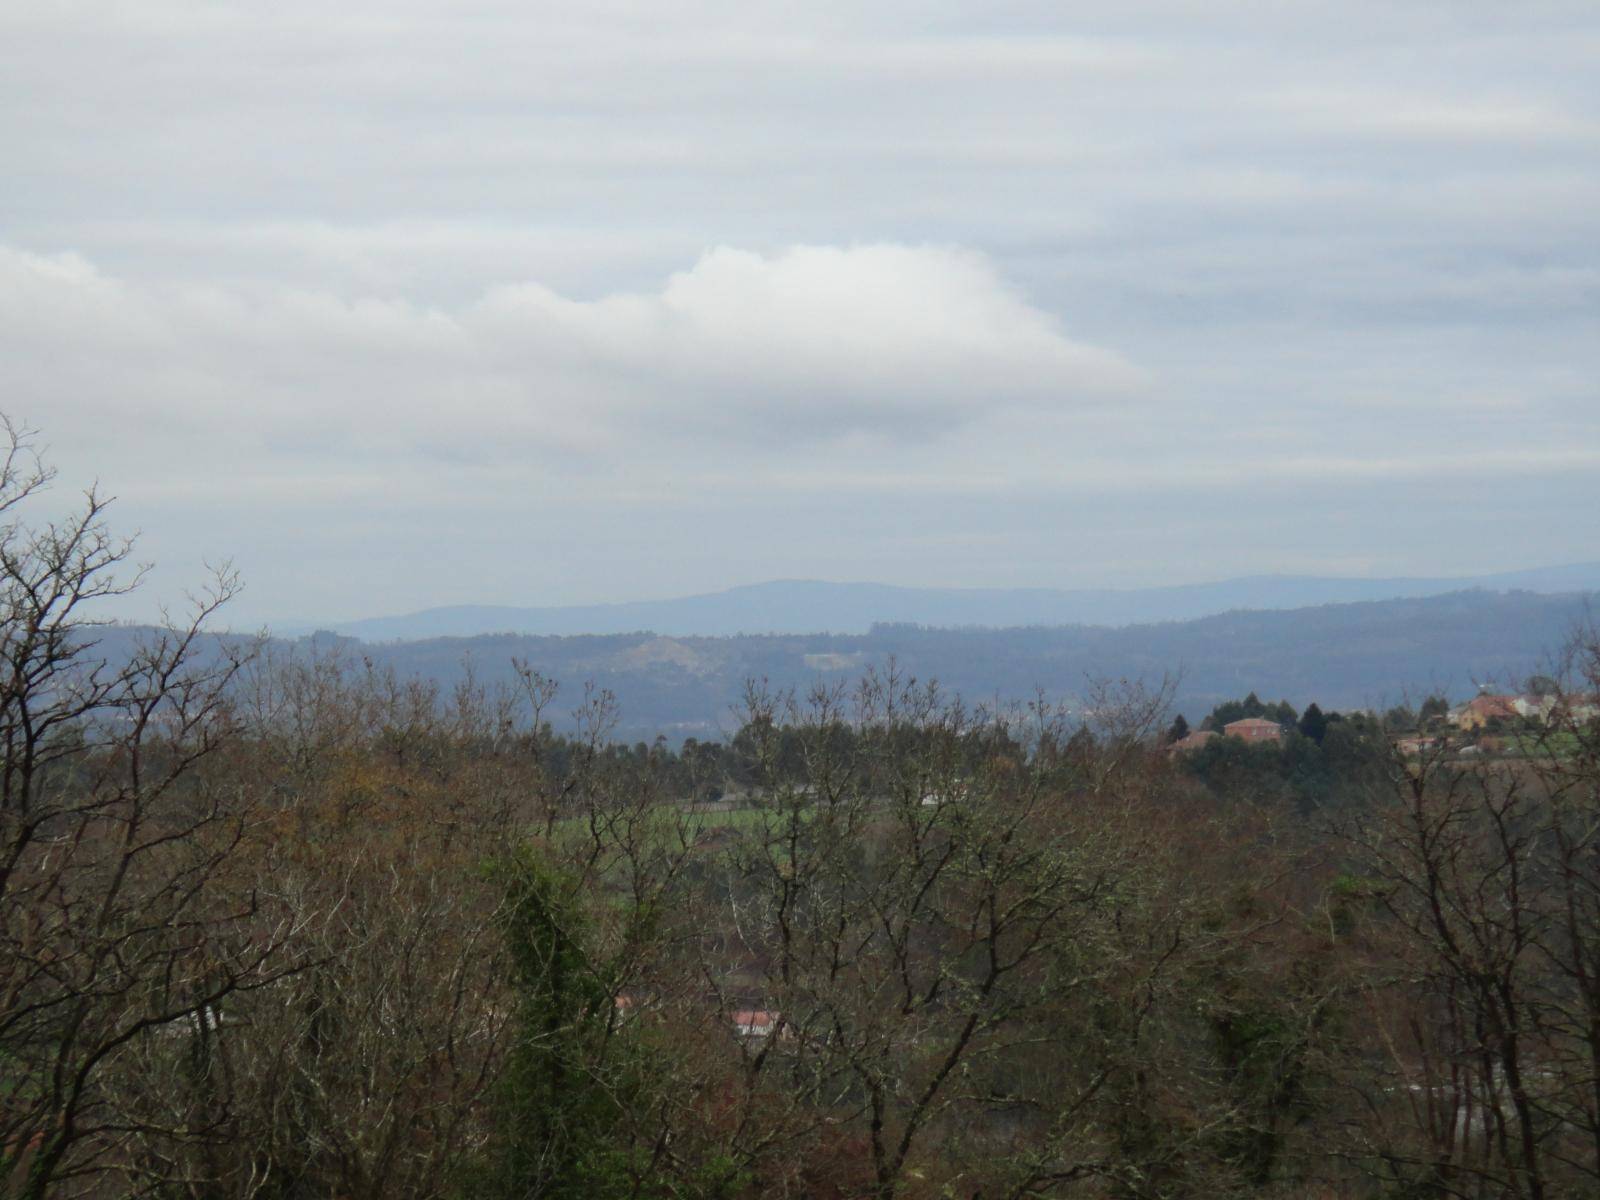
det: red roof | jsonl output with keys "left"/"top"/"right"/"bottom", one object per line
{"left": 732, "top": 1010, "right": 781, "bottom": 1041}
{"left": 1467, "top": 695, "right": 1517, "bottom": 718}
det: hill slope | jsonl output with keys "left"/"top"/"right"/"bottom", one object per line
{"left": 266, "top": 588, "right": 1595, "bottom": 739}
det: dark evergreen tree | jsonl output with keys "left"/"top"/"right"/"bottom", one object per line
{"left": 1382, "top": 704, "right": 1416, "bottom": 733}
{"left": 1526, "top": 674, "right": 1560, "bottom": 697}
{"left": 1418, "top": 695, "right": 1450, "bottom": 726}
{"left": 480, "top": 854, "right": 641, "bottom": 1200}
{"left": 1298, "top": 702, "right": 1328, "bottom": 745}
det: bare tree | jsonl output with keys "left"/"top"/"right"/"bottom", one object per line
{"left": 1336, "top": 676, "right": 1600, "bottom": 1199}
{"left": 693, "top": 667, "right": 1204, "bottom": 1200}
{"left": 0, "top": 419, "right": 291, "bottom": 1199}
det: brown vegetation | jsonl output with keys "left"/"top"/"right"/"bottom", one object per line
{"left": 3, "top": 420, "right": 1599, "bottom": 1198}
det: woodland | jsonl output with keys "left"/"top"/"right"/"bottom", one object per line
{"left": 5, "top": 421, "right": 1600, "bottom": 1200}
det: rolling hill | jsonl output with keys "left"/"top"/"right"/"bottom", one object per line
{"left": 260, "top": 587, "right": 1598, "bottom": 740}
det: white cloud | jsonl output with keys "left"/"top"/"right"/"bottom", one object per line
{"left": 1, "top": 241, "right": 1139, "bottom": 461}
{"left": 473, "top": 245, "right": 1139, "bottom": 436}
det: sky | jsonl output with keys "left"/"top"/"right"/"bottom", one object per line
{"left": 2, "top": 1, "right": 1597, "bottom": 627}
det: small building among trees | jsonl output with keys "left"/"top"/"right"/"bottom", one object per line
{"left": 1166, "top": 729, "right": 1219, "bottom": 755}
{"left": 1450, "top": 694, "right": 1519, "bottom": 731}
{"left": 1223, "top": 716, "right": 1284, "bottom": 743}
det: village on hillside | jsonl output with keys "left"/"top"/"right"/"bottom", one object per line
{"left": 1167, "top": 683, "right": 1600, "bottom": 761}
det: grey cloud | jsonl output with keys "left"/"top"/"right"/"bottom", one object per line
{"left": 0, "top": 1, "right": 1596, "bottom": 623}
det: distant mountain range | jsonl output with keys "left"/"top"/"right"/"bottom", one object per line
{"left": 282, "top": 563, "right": 1600, "bottom": 642}
{"left": 246, "top": 587, "right": 1600, "bottom": 741}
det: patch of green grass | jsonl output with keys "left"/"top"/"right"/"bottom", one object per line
{"left": 1504, "top": 731, "right": 1582, "bottom": 759}
{"left": 548, "top": 801, "right": 803, "bottom": 855}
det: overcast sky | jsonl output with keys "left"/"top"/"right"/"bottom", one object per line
{"left": 2, "top": 1, "right": 1597, "bottom": 626}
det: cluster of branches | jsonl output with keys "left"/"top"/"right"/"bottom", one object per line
{"left": 4, "top": 419, "right": 1600, "bottom": 1199}
{"left": 1324, "top": 645, "right": 1600, "bottom": 1200}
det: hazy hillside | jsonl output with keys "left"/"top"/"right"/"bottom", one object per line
{"left": 285, "top": 564, "right": 1600, "bottom": 641}
{"left": 239, "top": 588, "right": 1596, "bottom": 740}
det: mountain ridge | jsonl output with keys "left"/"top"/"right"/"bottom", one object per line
{"left": 278, "top": 562, "right": 1600, "bottom": 641}
{"left": 272, "top": 588, "right": 1597, "bottom": 740}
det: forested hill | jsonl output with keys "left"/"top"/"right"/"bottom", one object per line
{"left": 224, "top": 587, "right": 1596, "bottom": 740}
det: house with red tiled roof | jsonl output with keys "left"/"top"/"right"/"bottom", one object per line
{"left": 1166, "top": 730, "right": 1218, "bottom": 755}
{"left": 1451, "top": 695, "right": 1518, "bottom": 731}
{"left": 1223, "top": 717, "right": 1283, "bottom": 744}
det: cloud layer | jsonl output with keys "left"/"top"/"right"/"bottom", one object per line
{"left": 1, "top": 1, "right": 1596, "bottom": 623}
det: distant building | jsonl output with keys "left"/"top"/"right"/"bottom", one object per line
{"left": 1223, "top": 717, "right": 1283, "bottom": 744}
{"left": 1452, "top": 695, "right": 1519, "bottom": 731}
{"left": 1510, "top": 694, "right": 1558, "bottom": 721}
{"left": 1166, "top": 730, "right": 1218, "bottom": 755}
{"left": 732, "top": 1010, "right": 781, "bottom": 1040}
{"left": 1559, "top": 695, "right": 1600, "bottom": 724}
